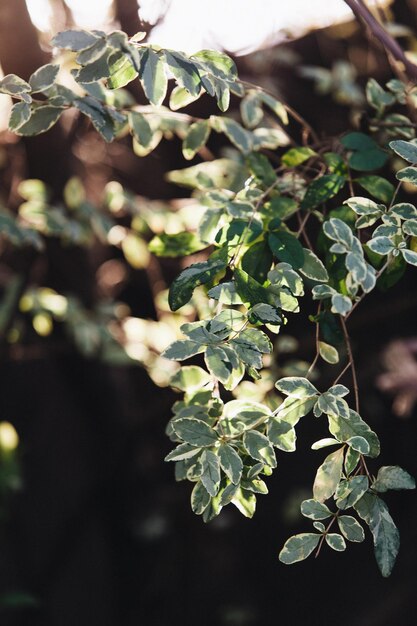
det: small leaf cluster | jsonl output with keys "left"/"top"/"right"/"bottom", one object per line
{"left": 280, "top": 465, "right": 415, "bottom": 577}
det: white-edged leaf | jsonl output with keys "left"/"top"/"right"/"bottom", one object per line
{"left": 354, "top": 492, "right": 400, "bottom": 577}
{"left": 218, "top": 443, "right": 243, "bottom": 484}
{"left": 172, "top": 417, "right": 218, "bottom": 447}
{"left": 325, "top": 533, "right": 346, "bottom": 551}
{"left": 275, "top": 377, "right": 319, "bottom": 399}
{"left": 279, "top": 533, "right": 320, "bottom": 564}
{"left": 313, "top": 447, "right": 344, "bottom": 503}
{"left": 183, "top": 120, "right": 210, "bottom": 160}
{"left": 300, "top": 499, "right": 333, "bottom": 520}
{"left": 373, "top": 466, "right": 416, "bottom": 493}
{"left": 29, "top": 64, "right": 59, "bottom": 92}
{"left": 338, "top": 515, "right": 365, "bottom": 542}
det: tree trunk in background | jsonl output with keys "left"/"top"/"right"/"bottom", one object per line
{"left": 114, "top": 0, "right": 142, "bottom": 37}
{"left": 0, "top": 0, "right": 46, "bottom": 80}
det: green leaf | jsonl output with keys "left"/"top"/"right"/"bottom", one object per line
{"left": 390, "top": 139, "right": 417, "bottom": 163}
{"left": 149, "top": 232, "right": 207, "bottom": 257}
{"left": 344, "top": 447, "right": 360, "bottom": 476}
{"left": 164, "top": 50, "right": 201, "bottom": 96}
{"left": 300, "top": 499, "right": 332, "bottom": 520}
{"left": 243, "top": 430, "right": 276, "bottom": 468}
{"left": 0, "top": 74, "right": 31, "bottom": 97}
{"left": 267, "top": 418, "right": 296, "bottom": 452}
{"left": 139, "top": 48, "right": 167, "bottom": 106}
{"left": 8, "top": 101, "right": 31, "bottom": 131}
{"left": 323, "top": 217, "right": 353, "bottom": 247}
{"left": 258, "top": 92, "right": 288, "bottom": 125}
{"left": 231, "top": 487, "right": 256, "bottom": 518}
{"left": 162, "top": 340, "right": 205, "bottom": 361}
{"left": 52, "top": 29, "right": 100, "bottom": 51}
{"left": 275, "top": 377, "right": 319, "bottom": 399}
{"left": 299, "top": 248, "right": 329, "bottom": 282}
{"left": 400, "top": 217, "right": 417, "bottom": 235}
{"left": 279, "top": 533, "right": 320, "bottom": 564}
{"left": 275, "top": 396, "right": 317, "bottom": 426}
{"left": 319, "top": 341, "right": 339, "bottom": 364}
{"left": 76, "top": 54, "right": 111, "bottom": 83}
{"left": 367, "top": 236, "right": 394, "bottom": 256}
{"left": 107, "top": 50, "right": 138, "bottom": 89}
{"left": 248, "top": 303, "right": 281, "bottom": 325}
{"left": 325, "top": 533, "right": 346, "bottom": 551}
{"left": 192, "top": 49, "right": 237, "bottom": 81}
{"left": 191, "top": 480, "right": 211, "bottom": 514}
{"left": 331, "top": 294, "right": 352, "bottom": 316}
{"left": 241, "top": 241, "right": 273, "bottom": 284}
{"left": 282, "top": 147, "right": 316, "bottom": 167}
{"left": 173, "top": 417, "right": 218, "bottom": 447}
{"left": 401, "top": 248, "right": 417, "bottom": 266}
{"left": 335, "top": 475, "right": 369, "bottom": 509}
{"left": 356, "top": 176, "right": 394, "bottom": 203}
{"left": 170, "top": 85, "right": 201, "bottom": 110}
{"left": 313, "top": 447, "right": 344, "bottom": 503}
{"left": 29, "top": 63, "right": 59, "bottom": 92}
{"left": 208, "top": 281, "right": 243, "bottom": 305}
{"left": 233, "top": 268, "right": 277, "bottom": 308}
{"left": 205, "top": 345, "right": 234, "bottom": 384}
{"left": 200, "top": 449, "right": 221, "bottom": 496}
{"left": 338, "top": 515, "right": 365, "bottom": 542}
{"left": 300, "top": 174, "right": 345, "bottom": 210}
{"left": 74, "top": 97, "right": 115, "bottom": 142}
{"left": 346, "top": 435, "right": 370, "bottom": 455}
{"left": 182, "top": 120, "right": 211, "bottom": 160}
{"left": 211, "top": 116, "right": 252, "bottom": 154}
{"left": 342, "top": 132, "right": 388, "bottom": 172}
{"left": 218, "top": 443, "right": 243, "bottom": 484}
{"left": 341, "top": 132, "right": 378, "bottom": 151}
{"left": 240, "top": 92, "right": 263, "bottom": 128}
{"left": 76, "top": 38, "right": 107, "bottom": 65}
{"left": 268, "top": 231, "right": 304, "bottom": 269}
{"left": 373, "top": 466, "right": 416, "bottom": 493}
{"left": 389, "top": 202, "right": 417, "bottom": 220}
{"left": 355, "top": 492, "right": 400, "bottom": 577}
{"left": 395, "top": 166, "right": 417, "bottom": 185}
{"left": 169, "top": 256, "right": 226, "bottom": 311}
{"left": 344, "top": 196, "right": 383, "bottom": 215}
{"left": 366, "top": 78, "right": 395, "bottom": 112}
{"left": 246, "top": 152, "right": 277, "bottom": 186}
{"left": 241, "top": 478, "right": 268, "bottom": 494}
{"left": 169, "top": 366, "right": 212, "bottom": 393}
{"left": 327, "top": 408, "right": 380, "bottom": 458}
{"left": 14, "top": 105, "right": 65, "bottom": 136}
{"left": 128, "top": 111, "right": 152, "bottom": 147}
{"left": 311, "top": 438, "right": 340, "bottom": 450}
{"left": 165, "top": 442, "right": 202, "bottom": 461}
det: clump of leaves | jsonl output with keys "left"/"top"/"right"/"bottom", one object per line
{"left": 1, "top": 28, "right": 416, "bottom": 577}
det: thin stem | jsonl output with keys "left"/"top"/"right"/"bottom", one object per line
{"left": 332, "top": 361, "right": 352, "bottom": 386}
{"left": 371, "top": 120, "right": 417, "bottom": 129}
{"left": 389, "top": 181, "right": 402, "bottom": 210}
{"left": 343, "top": 0, "right": 417, "bottom": 81}
{"left": 340, "top": 315, "right": 360, "bottom": 413}
{"left": 315, "top": 511, "right": 340, "bottom": 558}
{"left": 306, "top": 303, "right": 321, "bottom": 380}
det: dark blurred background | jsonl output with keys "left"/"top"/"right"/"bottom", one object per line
{"left": 0, "top": 1, "right": 416, "bottom": 624}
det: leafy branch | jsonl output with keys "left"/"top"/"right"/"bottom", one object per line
{"left": 0, "top": 25, "right": 416, "bottom": 579}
